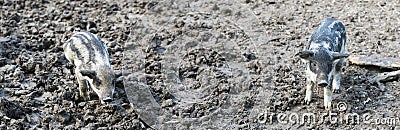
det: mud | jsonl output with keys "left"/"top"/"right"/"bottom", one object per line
{"left": 1, "top": 0, "right": 400, "bottom": 129}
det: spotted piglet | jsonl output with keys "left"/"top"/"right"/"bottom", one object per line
{"left": 297, "top": 18, "right": 349, "bottom": 110}
{"left": 64, "top": 32, "right": 115, "bottom": 104}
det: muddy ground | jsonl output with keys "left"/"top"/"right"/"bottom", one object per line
{"left": 1, "top": 0, "right": 400, "bottom": 129}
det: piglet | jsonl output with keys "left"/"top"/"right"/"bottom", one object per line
{"left": 64, "top": 31, "right": 115, "bottom": 104}
{"left": 297, "top": 18, "right": 349, "bottom": 110}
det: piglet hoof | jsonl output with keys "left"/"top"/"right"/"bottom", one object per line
{"left": 324, "top": 105, "right": 331, "bottom": 111}
{"left": 66, "top": 63, "right": 74, "bottom": 68}
{"left": 324, "top": 102, "right": 332, "bottom": 110}
{"left": 80, "top": 93, "right": 91, "bottom": 102}
{"left": 79, "top": 96, "right": 87, "bottom": 102}
{"left": 81, "top": 96, "right": 88, "bottom": 102}
{"left": 333, "top": 88, "right": 340, "bottom": 93}
{"left": 304, "top": 99, "right": 311, "bottom": 105}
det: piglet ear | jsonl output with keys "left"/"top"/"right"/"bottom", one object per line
{"left": 332, "top": 52, "right": 349, "bottom": 60}
{"left": 80, "top": 70, "right": 97, "bottom": 80}
{"left": 297, "top": 50, "right": 314, "bottom": 60}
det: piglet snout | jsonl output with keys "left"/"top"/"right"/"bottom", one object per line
{"left": 102, "top": 95, "right": 113, "bottom": 103}
{"left": 317, "top": 81, "right": 328, "bottom": 87}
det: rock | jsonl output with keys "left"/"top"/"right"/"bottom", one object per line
{"left": 78, "top": 102, "right": 86, "bottom": 108}
{"left": 349, "top": 55, "right": 400, "bottom": 69}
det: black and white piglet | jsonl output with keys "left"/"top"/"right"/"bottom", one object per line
{"left": 64, "top": 32, "right": 115, "bottom": 104}
{"left": 297, "top": 18, "right": 349, "bottom": 110}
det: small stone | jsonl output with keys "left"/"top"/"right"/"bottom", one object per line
{"left": 305, "top": 1, "right": 312, "bottom": 6}
{"left": 273, "top": 101, "right": 282, "bottom": 106}
{"left": 161, "top": 99, "right": 174, "bottom": 107}
{"left": 14, "top": 90, "right": 30, "bottom": 96}
{"left": 78, "top": 102, "right": 86, "bottom": 108}
{"left": 84, "top": 115, "right": 95, "bottom": 122}
{"left": 218, "top": 84, "right": 230, "bottom": 92}
{"left": 55, "top": 23, "right": 66, "bottom": 33}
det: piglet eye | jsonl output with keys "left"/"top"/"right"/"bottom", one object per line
{"left": 96, "top": 79, "right": 102, "bottom": 85}
{"left": 310, "top": 61, "right": 317, "bottom": 67}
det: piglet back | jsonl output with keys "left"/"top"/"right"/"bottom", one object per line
{"left": 308, "top": 18, "right": 346, "bottom": 52}
{"left": 65, "top": 32, "right": 110, "bottom": 66}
